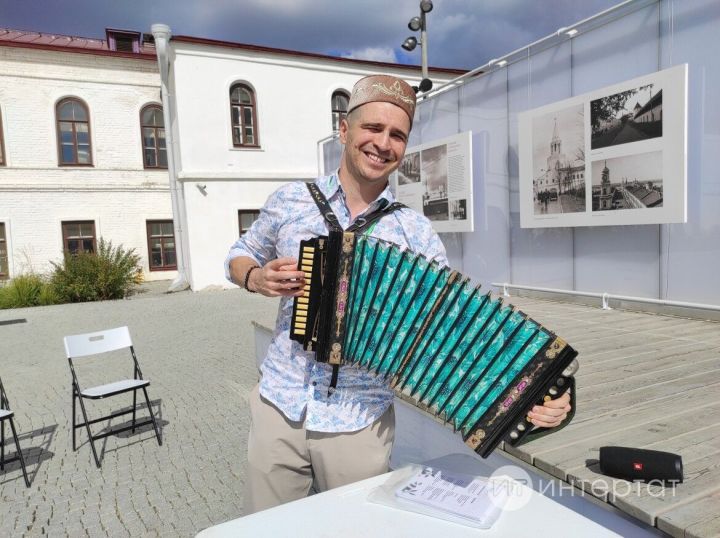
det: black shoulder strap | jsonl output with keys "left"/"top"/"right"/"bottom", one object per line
{"left": 305, "top": 181, "right": 406, "bottom": 234}
{"left": 305, "top": 181, "right": 405, "bottom": 396}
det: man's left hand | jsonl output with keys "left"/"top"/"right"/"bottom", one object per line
{"left": 527, "top": 391, "right": 571, "bottom": 428}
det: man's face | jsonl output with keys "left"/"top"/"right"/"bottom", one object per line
{"left": 339, "top": 101, "right": 411, "bottom": 186}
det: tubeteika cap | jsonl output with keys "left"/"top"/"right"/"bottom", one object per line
{"left": 347, "top": 74, "right": 416, "bottom": 126}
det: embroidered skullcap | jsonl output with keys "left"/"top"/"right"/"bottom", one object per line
{"left": 347, "top": 74, "right": 416, "bottom": 126}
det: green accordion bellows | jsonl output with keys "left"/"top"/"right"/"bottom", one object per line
{"left": 291, "top": 231, "right": 578, "bottom": 458}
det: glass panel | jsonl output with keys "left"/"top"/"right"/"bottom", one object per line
{"left": 61, "top": 145, "right": 74, "bottom": 164}
{"left": 76, "top": 124, "right": 89, "bottom": 144}
{"left": 143, "top": 127, "right": 156, "bottom": 148}
{"left": 142, "top": 108, "right": 154, "bottom": 125}
{"left": 77, "top": 145, "right": 90, "bottom": 164}
{"left": 164, "top": 249, "right": 176, "bottom": 267}
{"left": 240, "top": 212, "right": 257, "bottom": 230}
{"left": 238, "top": 87, "right": 252, "bottom": 104}
{"left": 243, "top": 107, "right": 253, "bottom": 126}
{"left": 144, "top": 149, "right": 157, "bottom": 167}
{"left": 230, "top": 86, "right": 240, "bottom": 103}
{"left": 231, "top": 106, "right": 240, "bottom": 126}
{"left": 80, "top": 222, "right": 94, "bottom": 237}
{"left": 152, "top": 108, "right": 164, "bottom": 127}
{"left": 233, "top": 127, "right": 242, "bottom": 145}
{"left": 332, "top": 113, "right": 340, "bottom": 132}
{"left": 151, "top": 248, "right": 162, "bottom": 267}
{"left": 83, "top": 239, "right": 94, "bottom": 253}
{"left": 58, "top": 102, "right": 75, "bottom": 120}
{"left": 71, "top": 101, "right": 87, "bottom": 121}
{"left": 158, "top": 149, "right": 167, "bottom": 168}
{"left": 160, "top": 222, "right": 174, "bottom": 236}
{"left": 67, "top": 238, "right": 80, "bottom": 254}
{"left": 333, "top": 93, "right": 349, "bottom": 111}
{"left": 157, "top": 129, "right": 166, "bottom": 149}
{"left": 60, "top": 122, "right": 73, "bottom": 143}
{"left": 150, "top": 222, "right": 162, "bottom": 236}
{"left": 245, "top": 131, "right": 254, "bottom": 145}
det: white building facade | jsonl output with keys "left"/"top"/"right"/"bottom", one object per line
{"left": 152, "top": 27, "right": 463, "bottom": 290}
{"left": 0, "top": 30, "right": 177, "bottom": 282}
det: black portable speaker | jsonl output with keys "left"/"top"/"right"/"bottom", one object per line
{"left": 599, "top": 446, "right": 683, "bottom": 483}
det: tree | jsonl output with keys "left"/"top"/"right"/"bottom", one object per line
{"left": 591, "top": 84, "right": 653, "bottom": 130}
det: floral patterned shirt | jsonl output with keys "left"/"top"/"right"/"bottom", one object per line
{"left": 225, "top": 171, "right": 448, "bottom": 432}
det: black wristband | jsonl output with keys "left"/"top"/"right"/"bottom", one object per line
{"left": 244, "top": 266, "right": 259, "bottom": 293}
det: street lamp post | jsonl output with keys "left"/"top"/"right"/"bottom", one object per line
{"left": 401, "top": 0, "right": 433, "bottom": 93}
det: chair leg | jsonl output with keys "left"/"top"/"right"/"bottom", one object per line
{"left": 141, "top": 387, "right": 162, "bottom": 446}
{"left": 76, "top": 396, "right": 101, "bottom": 468}
{"left": 1, "top": 420, "right": 5, "bottom": 470}
{"left": 132, "top": 390, "right": 137, "bottom": 433}
{"left": 72, "top": 387, "right": 77, "bottom": 451}
{"left": 8, "top": 418, "right": 30, "bottom": 488}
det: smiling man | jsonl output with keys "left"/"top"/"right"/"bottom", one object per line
{"left": 225, "top": 74, "right": 571, "bottom": 514}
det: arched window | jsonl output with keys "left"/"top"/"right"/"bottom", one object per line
{"left": 140, "top": 104, "right": 167, "bottom": 169}
{"left": 230, "top": 83, "right": 259, "bottom": 147}
{"left": 331, "top": 90, "right": 350, "bottom": 132}
{"left": 56, "top": 98, "right": 92, "bottom": 165}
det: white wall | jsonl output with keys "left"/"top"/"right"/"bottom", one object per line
{"left": 0, "top": 47, "right": 175, "bottom": 281}
{"left": 168, "top": 39, "right": 458, "bottom": 289}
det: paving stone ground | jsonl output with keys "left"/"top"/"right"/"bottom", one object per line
{"left": 0, "top": 285, "right": 279, "bottom": 537}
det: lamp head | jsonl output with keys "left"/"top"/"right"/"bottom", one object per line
{"left": 401, "top": 36, "right": 418, "bottom": 51}
{"left": 420, "top": 0, "right": 433, "bottom": 13}
{"left": 408, "top": 16, "right": 422, "bottom": 31}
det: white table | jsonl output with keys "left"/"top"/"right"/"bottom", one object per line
{"left": 197, "top": 453, "right": 621, "bottom": 538}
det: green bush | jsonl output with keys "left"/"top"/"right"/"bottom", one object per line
{"left": 50, "top": 238, "right": 142, "bottom": 303}
{"left": 0, "top": 273, "right": 55, "bottom": 309}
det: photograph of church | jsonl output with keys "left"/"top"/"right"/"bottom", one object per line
{"left": 531, "top": 104, "right": 585, "bottom": 215}
{"left": 398, "top": 151, "right": 420, "bottom": 185}
{"left": 591, "top": 151, "right": 663, "bottom": 211}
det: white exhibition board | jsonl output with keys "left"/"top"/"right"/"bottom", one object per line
{"left": 519, "top": 64, "right": 687, "bottom": 228}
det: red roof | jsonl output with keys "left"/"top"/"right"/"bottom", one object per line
{"left": 0, "top": 28, "right": 157, "bottom": 60}
{"left": 0, "top": 26, "right": 467, "bottom": 76}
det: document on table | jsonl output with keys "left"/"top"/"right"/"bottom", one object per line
{"left": 395, "top": 466, "right": 508, "bottom": 524}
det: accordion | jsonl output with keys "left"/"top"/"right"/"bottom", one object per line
{"left": 290, "top": 230, "right": 578, "bottom": 458}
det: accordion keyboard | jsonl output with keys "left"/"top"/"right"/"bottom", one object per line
{"left": 290, "top": 238, "right": 326, "bottom": 351}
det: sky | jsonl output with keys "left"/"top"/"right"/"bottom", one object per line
{"left": 0, "top": 0, "right": 620, "bottom": 70}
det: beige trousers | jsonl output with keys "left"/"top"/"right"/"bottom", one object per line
{"left": 244, "top": 383, "right": 395, "bottom": 514}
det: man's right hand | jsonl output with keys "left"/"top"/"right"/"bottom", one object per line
{"left": 248, "top": 257, "right": 305, "bottom": 297}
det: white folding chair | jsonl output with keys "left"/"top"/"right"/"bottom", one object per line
{"left": 64, "top": 326, "right": 162, "bottom": 468}
{"left": 0, "top": 376, "right": 30, "bottom": 487}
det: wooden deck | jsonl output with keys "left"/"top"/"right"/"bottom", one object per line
{"left": 502, "top": 296, "right": 720, "bottom": 538}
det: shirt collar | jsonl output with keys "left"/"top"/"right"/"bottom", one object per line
{"left": 319, "top": 169, "right": 397, "bottom": 209}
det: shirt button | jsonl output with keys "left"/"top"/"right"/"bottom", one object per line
{"left": 312, "top": 381, "right": 317, "bottom": 386}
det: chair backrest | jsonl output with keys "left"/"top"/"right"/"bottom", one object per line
{"left": 64, "top": 326, "right": 133, "bottom": 359}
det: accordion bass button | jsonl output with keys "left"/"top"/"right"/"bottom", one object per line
{"left": 509, "top": 431, "right": 519, "bottom": 440}
{"left": 517, "top": 423, "right": 526, "bottom": 432}
{"left": 544, "top": 395, "right": 552, "bottom": 402}
{"left": 556, "top": 378, "right": 565, "bottom": 387}
{"left": 549, "top": 387, "right": 558, "bottom": 396}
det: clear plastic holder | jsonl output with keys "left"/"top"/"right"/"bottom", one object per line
{"left": 366, "top": 464, "right": 509, "bottom": 530}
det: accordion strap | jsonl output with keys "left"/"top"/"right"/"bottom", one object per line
{"left": 305, "top": 180, "right": 406, "bottom": 395}
{"left": 306, "top": 181, "right": 406, "bottom": 234}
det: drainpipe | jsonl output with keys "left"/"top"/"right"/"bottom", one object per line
{"left": 151, "top": 24, "right": 191, "bottom": 291}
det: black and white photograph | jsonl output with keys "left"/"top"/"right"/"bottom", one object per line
{"left": 531, "top": 104, "right": 585, "bottom": 215}
{"left": 591, "top": 151, "right": 663, "bottom": 211}
{"left": 450, "top": 199, "right": 467, "bottom": 220}
{"left": 397, "top": 151, "right": 420, "bottom": 185}
{"left": 391, "top": 131, "right": 474, "bottom": 233}
{"left": 591, "top": 84, "right": 663, "bottom": 150}
{"left": 421, "top": 144, "right": 449, "bottom": 221}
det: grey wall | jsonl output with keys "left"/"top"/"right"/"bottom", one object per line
{"left": 322, "top": 0, "right": 720, "bottom": 304}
